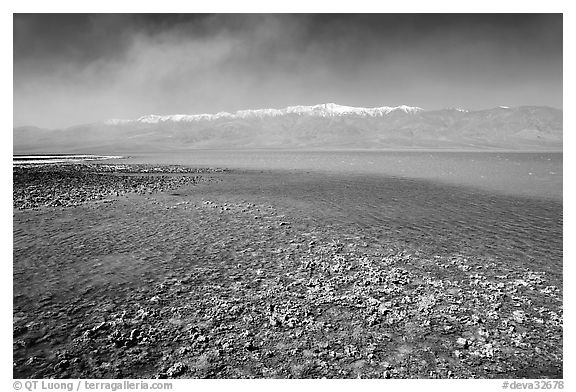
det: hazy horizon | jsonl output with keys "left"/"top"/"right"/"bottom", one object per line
{"left": 14, "top": 14, "right": 563, "bottom": 129}
{"left": 13, "top": 102, "right": 564, "bottom": 130}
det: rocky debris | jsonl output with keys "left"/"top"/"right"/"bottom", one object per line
{"left": 90, "top": 164, "right": 225, "bottom": 174}
{"left": 512, "top": 310, "right": 526, "bottom": 324}
{"left": 13, "top": 163, "right": 219, "bottom": 210}
{"left": 456, "top": 338, "right": 470, "bottom": 349}
{"left": 166, "top": 362, "right": 188, "bottom": 378}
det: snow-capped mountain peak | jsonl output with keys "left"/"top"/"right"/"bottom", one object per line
{"left": 106, "top": 103, "right": 425, "bottom": 124}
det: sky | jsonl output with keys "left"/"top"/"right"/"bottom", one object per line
{"left": 13, "top": 14, "right": 563, "bottom": 129}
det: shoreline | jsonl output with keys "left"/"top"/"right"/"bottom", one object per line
{"left": 13, "top": 155, "right": 125, "bottom": 166}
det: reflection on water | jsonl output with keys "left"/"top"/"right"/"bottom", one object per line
{"left": 113, "top": 150, "right": 562, "bottom": 201}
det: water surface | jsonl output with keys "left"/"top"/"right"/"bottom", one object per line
{"left": 113, "top": 150, "right": 562, "bottom": 201}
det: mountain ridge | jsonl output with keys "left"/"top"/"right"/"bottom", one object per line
{"left": 13, "top": 104, "right": 562, "bottom": 154}
{"left": 104, "top": 103, "right": 426, "bottom": 125}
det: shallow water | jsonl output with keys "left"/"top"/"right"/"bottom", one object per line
{"left": 113, "top": 150, "right": 562, "bottom": 201}
{"left": 113, "top": 150, "right": 563, "bottom": 279}
{"left": 190, "top": 170, "right": 563, "bottom": 281}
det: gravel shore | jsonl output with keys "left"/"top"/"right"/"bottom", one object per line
{"left": 13, "top": 164, "right": 223, "bottom": 209}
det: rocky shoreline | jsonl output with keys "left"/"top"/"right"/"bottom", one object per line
{"left": 13, "top": 163, "right": 224, "bottom": 210}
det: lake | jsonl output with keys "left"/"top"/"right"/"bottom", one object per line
{"left": 112, "top": 150, "right": 562, "bottom": 201}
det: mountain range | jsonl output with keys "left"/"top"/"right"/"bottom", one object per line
{"left": 13, "top": 103, "right": 562, "bottom": 154}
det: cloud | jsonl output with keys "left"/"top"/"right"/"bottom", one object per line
{"left": 13, "top": 14, "right": 562, "bottom": 128}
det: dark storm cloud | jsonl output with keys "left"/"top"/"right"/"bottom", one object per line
{"left": 13, "top": 14, "right": 562, "bottom": 128}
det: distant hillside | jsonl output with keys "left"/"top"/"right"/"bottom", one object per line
{"left": 13, "top": 104, "right": 562, "bottom": 154}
